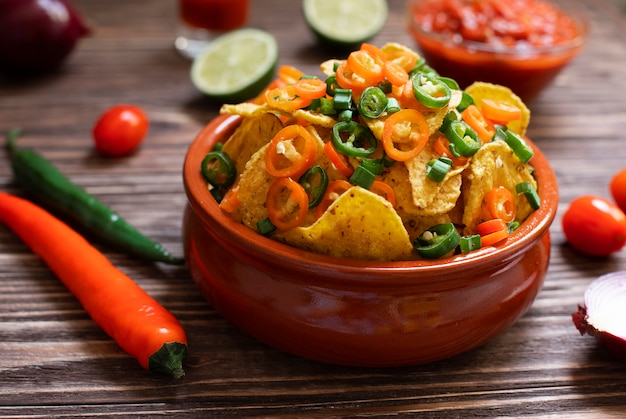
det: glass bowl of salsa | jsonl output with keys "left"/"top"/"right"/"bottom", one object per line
{"left": 405, "top": 0, "right": 588, "bottom": 102}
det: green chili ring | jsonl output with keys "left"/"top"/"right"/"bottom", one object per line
{"left": 357, "top": 86, "right": 388, "bottom": 119}
{"left": 412, "top": 72, "right": 452, "bottom": 109}
{"left": 444, "top": 120, "right": 482, "bottom": 158}
{"left": 331, "top": 120, "right": 378, "bottom": 158}
{"left": 414, "top": 222, "right": 461, "bottom": 259}
{"left": 201, "top": 150, "right": 236, "bottom": 190}
{"left": 298, "top": 165, "right": 328, "bottom": 208}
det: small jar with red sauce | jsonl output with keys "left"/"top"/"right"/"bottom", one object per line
{"left": 175, "top": 0, "right": 249, "bottom": 60}
{"left": 405, "top": 0, "right": 587, "bottom": 102}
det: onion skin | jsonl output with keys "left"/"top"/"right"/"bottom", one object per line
{"left": 573, "top": 271, "right": 626, "bottom": 361}
{"left": 0, "top": 0, "right": 90, "bottom": 74}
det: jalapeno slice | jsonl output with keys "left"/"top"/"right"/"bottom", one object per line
{"left": 331, "top": 120, "right": 378, "bottom": 158}
{"left": 411, "top": 73, "right": 452, "bottom": 109}
{"left": 444, "top": 120, "right": 482, "bottom": 158}
{"left": 201, "top": 150, "right": 236, "bottom": 190}
{"left": 414, "top": 222, "right": 461, "bottom": 259}
{"left": 298, "top": 165, "right": 328, "bottom": 208}
{"left": 357, "top": 86, "right": 388, "bottom": 119}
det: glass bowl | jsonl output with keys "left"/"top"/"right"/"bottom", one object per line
{"left": 405, "top": 0, "right": 588, "bottom": 102}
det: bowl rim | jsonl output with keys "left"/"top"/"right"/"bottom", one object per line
{"left": 183, "top": 114, "right": 558, "bottom": 278}
{"left": 405, "top": 0, "right": 588, "bottom": 57}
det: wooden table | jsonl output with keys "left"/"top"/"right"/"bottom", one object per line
{"left": 2, "top": 0, "right": 626, "bottom": 416}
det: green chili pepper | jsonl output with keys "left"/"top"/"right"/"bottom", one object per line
{"left": 325, "top": 75, "right": 339, "bottom": 97}
{"left": 457, "top": 91, "right": 474, "bottom": 112}
{"left": 414, "top": 222, "right": 461, "bottom": 259}
{"left": 503, "top": 130, "right": 534, "bottom": 163}
{"left": 298, "top": 165, "right": 328, "bottom": 208}
{"left": 444, "top": 120, "right": 482, "bottom": 157}
{"left": 440, "top": 111, "right": 458, "bottom": 133}
{"left": 438, "top": 76, "right": 460, "bottom": 90}
{"left": 378, "top": 80, "right": 392, "bottom": 94}
{"left": 357, "top": 86, "right": 388, "bottom": 119}
{"left": 201, "top": 150, "right": 236, "bottom": 191}
{"left": 331, "top": 120, "right": 377, "bottom": 158}
{"left": 5, "top": 129, "right": 184, "bottom": 265}
{"left": 411, "top": 73, "right": 452, "bottom": 109}
{"left": 350, "top": 165, "right": 376, "bottom": 189}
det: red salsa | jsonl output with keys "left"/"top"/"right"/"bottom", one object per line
{"left": 180, "top": 0, "right": 249, "bottom": 32}
{"left": 407, "top": 0, "right": 585, "bottom": 101}
{"left": 413, "top": 0, "right": 580, "bottom": 49}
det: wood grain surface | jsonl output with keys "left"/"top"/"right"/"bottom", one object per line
{"left": 1, "top": 0, "right": 626, "bottom": 417}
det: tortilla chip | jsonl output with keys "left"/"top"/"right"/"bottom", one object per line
{"left": 274, "top": 187, "right": 414, "bottom": 261}
{"left": 222, "top": 113, "right": 283, "bottom": 179}
{"left": 465, "top": 82, "right": 530, "bottom": 136}
{"left": 461, "top": 141, "right": 537, "bottom": 234}
{"left": 220, "top": 102, "right": 272, "bottom": 117}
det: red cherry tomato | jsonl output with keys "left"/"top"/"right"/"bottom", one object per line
{"left": 562, "top": 195, "right": 626, "bottom": 256}
{"left": 610, "top": 168, "right": 626, "bottom": 214}
{"left": 93, "top": 105, "right": 149, "bottom": 157}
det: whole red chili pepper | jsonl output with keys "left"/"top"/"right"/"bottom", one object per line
{"left": 0, "top": 192, "right": 188, "bottom": 378}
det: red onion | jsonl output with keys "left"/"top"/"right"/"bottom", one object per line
{"left": 573, "top": 271, "right": 626, "bottom": 361}
{"left": 0, "top": 0, "right": 90, "bottom": 74}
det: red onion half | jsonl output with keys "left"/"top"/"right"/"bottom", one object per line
{"left": 0, "top": 0, "right": 90, "bottom": 74}
{"left": 573, "top": 271, "right": 626, "bottom": 361}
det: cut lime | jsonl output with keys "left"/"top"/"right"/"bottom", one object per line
{"left": 303, "top": 0, "right": 388, "bottom": 50}
{"left": 190, "top": 28, "right": 278, "bottom": 104}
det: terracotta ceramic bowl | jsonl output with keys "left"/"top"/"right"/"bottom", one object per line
{"left": 182, "top": 114, "right": 558, "bottom": 367}
{"left": 405, "top": 0, "right": 588, "bottom": 102}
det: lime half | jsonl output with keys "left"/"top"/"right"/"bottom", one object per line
{"left": 303, "top": 0, "right": 388, "bottom": 50}
{"left": 191, "top": 28, "right": 278, "bottom": 104}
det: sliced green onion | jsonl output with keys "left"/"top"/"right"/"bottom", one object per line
{"left": 350, "top": 165, "right": 376, "bottom": 189}
{"left": 338, "top": 109, "right": 353, "bottom": 122}
{"left": 516, "top": 181, "right": 541, "bottom": 209}
{"left": 507, "top": 221, "right": 521, "bottom": 233}
{"left": 360, "top": 157, "right": 384, "bottom": 175}
{"left": 257, "top": 217, "right": 276, "bottom": 235}
{"left": 460, "top": 234, "right": 482, "bottom": 253}
{"left": 503, "top": 130, "right": 534, "bottom": 163}
{"left": 426, "top": 158, "right": 452, "bottom": 182}
{"left": 385, "top": 97, "right": 401, "bottom": 114}
{"left": 319, "top": 97, "right": 337, "bottom": 115}
{"left": 414, "top": 222, "right": 461, "bottom": 259}
{"left": 333, "top": 88, "right": 352, "bottom": 111}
